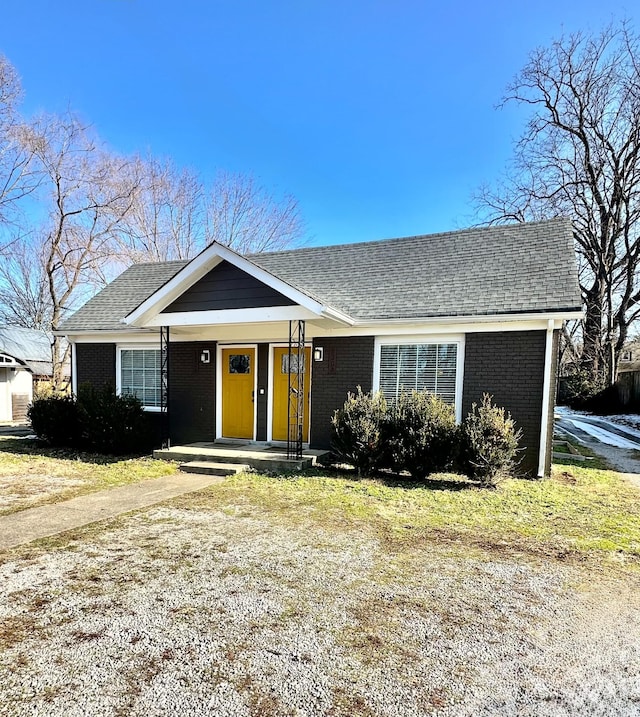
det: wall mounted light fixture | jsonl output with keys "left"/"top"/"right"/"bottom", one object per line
{"left": 200, "top": 349, "right": 210, "bottom": 364}
{"left": 313, "top": 347, "right": 324, "bottom": 362}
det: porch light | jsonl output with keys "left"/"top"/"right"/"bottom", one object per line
{"left": 200, "top": 349, "right": 210, "bottom": 364}
{"left": 313, "top": 347, "right": 324, "bottom": 362}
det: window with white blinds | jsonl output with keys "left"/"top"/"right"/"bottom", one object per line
{"left": 379, "top": 343, "right": 458, "bottom": 404}
{"left": 120, "top": 349, "right": 161, "bottom": 408}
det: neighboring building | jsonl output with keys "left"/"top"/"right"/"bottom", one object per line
{"left": 59, "top": 218, "right": 582, "bottom": 476}
{"left": 0, "top": 326, "right": 69, "bottom": 422}
{"left": 617, "top": 340, "right": 640, "bottom": 373}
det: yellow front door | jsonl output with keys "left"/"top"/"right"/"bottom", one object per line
{"left": 221, "top": 348, "right": 255, "bottom": 439}
{"left": 272, "top": 347, "right": 311, "bottom": 442}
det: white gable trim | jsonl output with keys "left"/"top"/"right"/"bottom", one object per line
{"left": 123, "top": 242, "right": 354, "bottom": 328}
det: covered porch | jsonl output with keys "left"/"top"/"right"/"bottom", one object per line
{"left": 153, "top": 441, "right": 331, "bottom": 476}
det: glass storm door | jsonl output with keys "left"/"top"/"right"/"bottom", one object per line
{"left": 221, "top": 348, "right": 255, "bottom": 439}
{"left": 272, "top": 347, "right": 311, "bottom": 442}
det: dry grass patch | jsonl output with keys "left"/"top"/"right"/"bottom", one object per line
{"left": 171, "top": 464, "right": 640, "bottom": 566}
{"left": 0, "top": 437, "right": 177, "bottom": 515}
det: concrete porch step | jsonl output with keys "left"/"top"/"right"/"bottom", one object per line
{"left": 154, "top": 444, "right": 324, "bottom": 473}
{"left": 179, "top": 461, "right": 252, "bottom": 476}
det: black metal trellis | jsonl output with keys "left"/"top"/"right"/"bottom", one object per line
{"left": 160, "top": 326, "right": 170, "bottom": 449}
{"left": 287, "top": 320, "right": 305, "bottom": 459}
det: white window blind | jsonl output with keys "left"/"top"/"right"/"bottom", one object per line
{"left": 379, "top": 343, "right": 458, "bottom": 404}
{"left": 120, "top": 349, "right": 161, "bottom": 408}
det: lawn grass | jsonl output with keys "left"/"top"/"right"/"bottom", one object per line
{"left": 178, "top": 462, "right": 640, "bottom": 566}
{"left": 0, "top": 437, "right": 178, "bottom": 515}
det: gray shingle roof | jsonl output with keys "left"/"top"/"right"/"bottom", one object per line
{"left": 61, "top": 261, "right": 187, "bottom": 332}
{"left": 60, "top": 218, "right": 581, "bottom": 332}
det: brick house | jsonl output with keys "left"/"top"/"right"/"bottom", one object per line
{"left": 59, "top": 218, "right": 581, "bottom": 476}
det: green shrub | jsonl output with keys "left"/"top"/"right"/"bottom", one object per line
{"left": 386, "top": 391, "right": 458, "bottom": 479}
{"left": 460, "top": 394, "right": 522, "bottom": 486}
{"left": 558, "top": 369, "right": 606, "bottom": 408}
{"left": 331, "top": 387, "right": 388, "bottom": 476}
{"left": 27, "top": 393, "right": 81, "bottom": 447}
{"left": 28, "top": 385, "right": 152, "bottom": 455}
{"left": 77, "top": 384, "right": 151, "bottom": 454}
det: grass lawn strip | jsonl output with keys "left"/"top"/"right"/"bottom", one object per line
{"left": 0, "top": 437, "right": 178, "bottom": 516}
{"left": 174, "top": 466, "right": 640, "bottom": 565}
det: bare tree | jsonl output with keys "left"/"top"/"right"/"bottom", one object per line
{"left": 205, "top": 171, "right": 306, "bottom": 254}
{"left": 475, "top": 22, "right": 640, "bottom": 386}
{"left": 0, "top": 239, "right": 52, "bottom": 330}
{"left": 0, "top": 54, "right": 40, "bottom": 237}
{"left": 17, "top": 113, "right": 140, "bottom": 387}
{"left": 113, "top": 155, "right": 204, "bottom": 264}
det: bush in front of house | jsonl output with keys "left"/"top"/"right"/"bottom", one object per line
{"left": 385, "top": 391, "right": 459, "bottom": 479}
{"left": 27, "top": 393, "right": 81, "bottom": 447}
{"left": 28, "top": 385, "right": 152, "bottom": 454}
{"left": 331, "top": 386, "right": 388, "bottom": 476}
{"left": 459, "top": 393, "right": 522, "bottom": 487}
{"left": 332, "top": 389, "right": 522, "bottom": 485}
{"left": 76, "top": 384, "right": 151, "bottom": 454}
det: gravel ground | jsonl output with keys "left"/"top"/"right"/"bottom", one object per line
{"left": 0, "top": 504, "right": 639, "bottom": 716}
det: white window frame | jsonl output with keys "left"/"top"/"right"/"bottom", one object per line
{"left": 116, "top": 344, "right": 163, "bottom": 412}
{"left": 372, "top": 334, "right": 465, "bottom": 423}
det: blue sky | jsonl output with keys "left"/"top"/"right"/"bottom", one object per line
{"left": 0, "top": 1, "right": 634, "bottom": 246}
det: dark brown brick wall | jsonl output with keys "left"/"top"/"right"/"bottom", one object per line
{"left": 256, "top": 343, "right": 269, "bottom": 441}
{"left": 462, "top": 331, "right": 547, "bottom": 477}
{"left": 310, "top": 336, "right": 375, "bottom": 449}
{"left": 168, "top": 342, "right": 217, "bottom": 444}
{"left": 75, "top": 343, "right": 116, "bottom": 389}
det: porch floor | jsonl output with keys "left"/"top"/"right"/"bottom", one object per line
{"left": 153, "top": 442, "right": 330, "bottom": 473}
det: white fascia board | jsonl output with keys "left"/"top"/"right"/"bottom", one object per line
{"left": 123, "top": 241, "right": 342, "bottom": 327}
{"left": 147, "top": 305, "right": 321, "bottom": 327}
{"left": 69, "top": 331, "right": 162, "bottom": 344}
{"left": 361, "top": 311, "right": 583, "bottom": 327}
{"left": 309, "top": 316, "right": 574, "bottom": 339}
{"left": 538, "top": 319, "right": 555, "bottom": 477}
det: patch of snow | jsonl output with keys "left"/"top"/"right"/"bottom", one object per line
{"left": 602, "top": 414, "right": 640, "bottom": 430}
{"left": 568, "top": 419, "right": 640, "bottom": 449}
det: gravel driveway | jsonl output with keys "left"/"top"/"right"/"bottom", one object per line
{"left": 1, "top": 500, "right": 639, "bottom": 716}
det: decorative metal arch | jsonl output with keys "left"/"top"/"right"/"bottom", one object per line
{"left": 287, "top": 320, "right": 305, "bottom": 459}
{"left": 160, "top": 326, "right": 170, "bottom": 449}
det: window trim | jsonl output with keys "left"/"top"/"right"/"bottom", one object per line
{"left": 116, "top": 344, "right": 163, "bottom": 412}
{"left": 372, "top": 334, "right": 465, "bottom": 423}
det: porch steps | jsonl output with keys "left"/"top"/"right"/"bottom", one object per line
{"left": 154, "top": 443, "right": 328, "bottom": 473}
{"left": 179, "top": 461, "right": 252, "bottom": 477}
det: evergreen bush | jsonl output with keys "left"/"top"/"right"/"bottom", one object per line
{"left": 331, "top": 387, "right": 388, "bottom": 476}
{"left": 460, "top": 394, "right": 521, "bottom": 486}
{"left": 27, "top": 393, "right": 80, "bottom": 447}
{"left": 386, "top": 391, "right": 458, "bottom": 479}
{"left": 28, "top": 385, "right": 152, "bottom": 454}
{"left": 77, "top": 384, "right": 151, "bottom": 454}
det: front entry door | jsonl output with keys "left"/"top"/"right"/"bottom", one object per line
{"left": 221, "top": 348, "right": 255, "bottom": 439}
{"left": 272, "top": 347, "right": 311, "bottom": 442}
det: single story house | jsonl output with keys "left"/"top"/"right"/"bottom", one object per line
{"left": 60, "top": 218, "right": 581, "bottom": 476}
{"left": 0, "top": 326, "right": 69, "bottom": 422}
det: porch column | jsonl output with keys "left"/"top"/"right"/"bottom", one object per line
{"left": 160, "top": 326, "right": 170, "bottom": 449}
